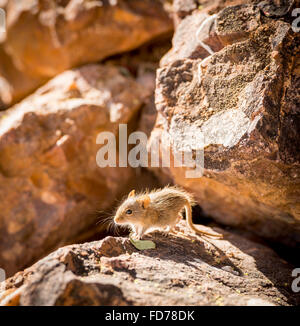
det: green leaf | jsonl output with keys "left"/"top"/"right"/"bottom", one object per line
{"left": 129, "top": 235, "right": 156, "bottom": 250}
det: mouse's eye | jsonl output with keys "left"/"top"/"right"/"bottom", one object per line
{"left": 126, "top": 209, "right": 132, "bottom": 215}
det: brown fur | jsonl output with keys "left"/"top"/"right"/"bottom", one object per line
{"left": 114, "top": 186, "right": 223, "bottom": 239}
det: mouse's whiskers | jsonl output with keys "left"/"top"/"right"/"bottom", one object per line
{"left": 96, "top": 215, "right": 113, "bottom": 226}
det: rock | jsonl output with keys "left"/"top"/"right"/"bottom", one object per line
{"left": 0, "top": 221, "right": 298, "bottom": 306}
{"left": 0, "top": 63, "right": 151, "bottom": 277}
{"left": 171, "top": 0, "right": 260, "bottom": 25}
{"left": 172, "top": 0, "right": 199, "bottom": 22}
{"left": 160, "top": 10, "right": 224, "bottom": 67}
{"left": 149, "top": 4, "right": 300, "bottom": 247}
{"left": 105, "top": 39, "right": 171, "bottom": 138}
{"left": 0, "top": 0, "right": 172, "bottom": 107}
{"left": 161, "top": 4, "right": 267, "bottom": 66}
{"left": 215, "top": 4, "right": 262, "bottom": 45}
{"left": 0, "top": 45, "right": 47, "bottom": 109}
{"left": 257, "top": 0, "right": 296, "bottom": 17}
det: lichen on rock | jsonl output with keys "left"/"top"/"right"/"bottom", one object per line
{"left": 149, "top": 4, "right": 300, "bottom": 247}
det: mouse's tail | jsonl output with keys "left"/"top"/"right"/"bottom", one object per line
{"left": 184, "top": 201, "right": 223, "bottom": 239}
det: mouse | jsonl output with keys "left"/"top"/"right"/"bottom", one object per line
{"left": 113, "top": 186, "right": 223, "bottom": 240}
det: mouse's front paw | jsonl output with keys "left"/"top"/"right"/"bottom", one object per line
{"left": 130, "top": 232, "right": 137, "bottom": 238}
{"left": 131, "top": 233, "right": 142, "bottom": 240}
{"left": 160, "top": 230, "right": 169, "bottom": 237}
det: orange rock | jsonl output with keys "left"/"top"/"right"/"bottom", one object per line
{"left": 0, "top": 0, "right": 172, "bottom": 107}
{"left": 0, "top": 64, "right": 149, "bottom": 276}
{"left": 149, "top": 4, "right": 300, "bottom": 247}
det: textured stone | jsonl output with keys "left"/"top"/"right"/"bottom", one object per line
{"left": 0, "top": 222, "right": 298, "bottom": 306}
{"left": 0, "top": 45, "right": 47, "bottom": 109}
{"left": 0, "top": 63, "right": 150, "bottom": 276}
{"left": 171, "top": 0, "right": 260, "bottom": 25}
{"left": 160, "top": 10, "right": 224, "bottom": 67}
{"left": 257, "top": 0, "right": 296, "bottom": 17}
{"left": 149, "top": 5, "right": 300, "bottom": 247}
{"left": 0, "top": 0, "right": 172, "bottom": 107}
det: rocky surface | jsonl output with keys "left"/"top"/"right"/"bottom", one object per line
{"left": 0, "top": 221, "right": 298, "bottom": 306}
{"left": 170, "top": 0, "right": 264, "bottom": 25}
{"left": 0, "top": 45, "right": 47, "bottom": 110}
{"left": 0, "top": 63, "right": 155, "bottom": 277}
{"left": 149, "top": 4, "right": 300, "bottom": 247}
{"left": 171, "top": 0, "right": 297, "bottom": 22}
{"left": 0, "top": 0, "right": 172, "bottom": 107}
{"left": 0, "top": 0, "right": 299, "bottom": 306}
{"left": 160, "top": 10, "right": 224, "bottom": 67}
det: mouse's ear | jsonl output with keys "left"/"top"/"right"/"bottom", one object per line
{"left": 138, "top": 195, "right": 150, "bottom": 209}
{"left": 128, "top": 189, "right": 136, "bottom": 198}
